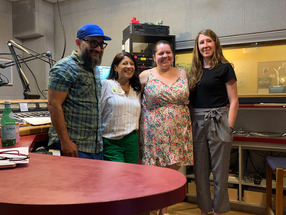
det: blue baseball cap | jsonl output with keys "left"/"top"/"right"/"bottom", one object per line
{"left": 77, "top": 24, "right": 111, "bottom": 41}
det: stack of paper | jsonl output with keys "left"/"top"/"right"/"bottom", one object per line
{"left": 0, "top": 147, "right": 29, "bottom": 169}
{"left": 22, "top": 117, "right": 51, "bottom": 126}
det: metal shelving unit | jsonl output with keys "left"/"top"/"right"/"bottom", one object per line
{"left": 122, "top": 23, "right": 175, "bottom": 74}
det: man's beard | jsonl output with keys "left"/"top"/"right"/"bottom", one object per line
{"left": 81, "top": 49, "right": 102, "bottom": 68}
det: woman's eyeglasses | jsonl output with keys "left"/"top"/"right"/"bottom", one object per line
{"left": 81, "top": 38, "right": 108, "bottom": 49}
{"left": 0, "top": 150, "right": 29, "bottom": 162}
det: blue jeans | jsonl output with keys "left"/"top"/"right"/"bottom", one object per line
{"left": 78, "top": 151, "right": 103, "bottom": 160}
{"left": 53, "top": 141, "right": 103, "bottom": 160}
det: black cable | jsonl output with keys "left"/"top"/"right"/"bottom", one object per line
{"left": 247, "top": 150, "right": 259, "bottom": 173}
{"left": 41, "top": 89, "right": 48, "bottom": 97}
{"left": 252, "top": 150, "right": 267, "bottom": 158}
{"left": 18, "top": 55, "right": 47, "bottom": 99}
{"left": 271, "top": 151, "right": 283, "bottom": 157}
{"left": 0, "top": 53, "right": 12, "bottom": 56}
{"left": 57, "top": 0, "right": 66, "bottom": 59}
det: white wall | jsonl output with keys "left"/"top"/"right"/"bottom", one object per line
{"left": 20, "top": 0, "right": 54, "bottom": 99}
{"left": 0, "top": 1, "right": 23, "bottom": 100}
{"left": 53, "top": 0, "right": 286, "bottom": 65}
{"left": 0, "top": 0, "right": 286, "bottom": 100}
{"left": 0, "top": 0, "right": 54, "bottom": 100}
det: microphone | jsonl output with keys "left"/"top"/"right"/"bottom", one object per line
{"left": 8, "top": 40, "right": 31, "bottom": 55}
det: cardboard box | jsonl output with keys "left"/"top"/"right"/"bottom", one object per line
{"left": 244, "top": 190, "right": 286, "bottom": 209}
{"left": 228, "top": 188, "right": 238, "bottom": 201}
{"left": 187, "top": 182, "right": 196, "bottom": 195}
{"left": 243, "top": 190, "right": 266, "bottom": 206}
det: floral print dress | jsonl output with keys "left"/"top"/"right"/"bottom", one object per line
{"left": 139, "top": 71, "right": 193, "bottom": 167}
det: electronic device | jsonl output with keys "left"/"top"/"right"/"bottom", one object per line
{"left": 122, "top": 23, "right": 175, "bottom": 73}
{"left": 123, "top": 23, "right": 169, "bottom": 38}
{"left": 0, "top": 100, "right": 50, "bottom": 125}
{"left": 97, "top": 66, "right": 111, "bottom": 80}
{"left": 269, "top": 86, "right": 286, "bottom": 93}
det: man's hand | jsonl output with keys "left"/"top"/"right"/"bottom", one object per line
{"left": 61, "top": 140, "right": 78, "bottom": 157}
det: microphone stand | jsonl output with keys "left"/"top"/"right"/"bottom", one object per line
{"left": 0, "top": 40, "right": 56, "bottom": 99}
{"left": 0, "top": 52, "right": 54, "bottom": 69}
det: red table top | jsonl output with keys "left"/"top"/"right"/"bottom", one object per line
{"left": 0, "top": 153, "right": 187, "bottom": 215}
{"left": 0, "top": 134, "right": 48, "bottom": 151}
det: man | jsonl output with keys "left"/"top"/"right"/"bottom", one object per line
{"left": 48, "top": 24, "right": 111, "bottom": 159}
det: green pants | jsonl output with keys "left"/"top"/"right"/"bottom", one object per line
{"left": 103, "top": 130, "right": 139, "bottom": 164}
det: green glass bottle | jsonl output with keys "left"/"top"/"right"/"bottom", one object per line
{"left": 1, "top": 100, "right": 16, "bottom": 146}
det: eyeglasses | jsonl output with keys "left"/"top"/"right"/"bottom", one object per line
{"left": 81, "top": 38, "right": 108, "bottom": 49}
{"left": 0, "top": 150, "right": 29, "bottom": 161}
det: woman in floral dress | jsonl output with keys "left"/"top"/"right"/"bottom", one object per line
{"left": 139, "top": 40, "right": 193, "bottom": 215}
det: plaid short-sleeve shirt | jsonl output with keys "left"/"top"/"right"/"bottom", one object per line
{"left": 48, "top": 51, "right": 103, "bottom": 153}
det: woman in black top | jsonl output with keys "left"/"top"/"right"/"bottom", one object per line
{"left": 189, "top": 29, "right": 239, "bottom": 215}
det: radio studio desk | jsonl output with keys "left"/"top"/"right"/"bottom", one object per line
{"left": 0, "top": 100, "right": 187, "bottom": 215}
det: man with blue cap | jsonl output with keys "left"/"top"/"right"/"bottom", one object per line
{"left": 48, "top": 24, "right": 111, "bottom": 160}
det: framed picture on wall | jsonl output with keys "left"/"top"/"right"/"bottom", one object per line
{"left": 0, "top": 58, "right": 13, "bottom": 86}
{"left": 257, "top": 61, "right": 286, "bottom": 93}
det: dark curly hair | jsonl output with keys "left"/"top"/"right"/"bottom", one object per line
{"left": 108, "top": 52, "right": 141, "bottom": 94}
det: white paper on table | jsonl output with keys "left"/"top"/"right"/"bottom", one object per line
{"left": 0, "top": 147, "right": 30, "bottom": 167}
{"left": 22, "top": 117, "right": 51, "bottom": 125}
{"left": 19, "top": 103, "right": 28, "bottom": 112}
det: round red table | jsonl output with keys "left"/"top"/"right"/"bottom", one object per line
{"left": 0, "top": 153, "right": 187, "bottom": 215}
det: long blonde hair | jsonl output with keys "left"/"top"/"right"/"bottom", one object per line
{"left": 189, "top": 29, "right": 230, "bottom": 90}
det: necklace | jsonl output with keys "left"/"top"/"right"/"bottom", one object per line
{"left": 121, "top": 85, "right": 130, "bottom": 94}
{"left": 116, "top": 80, "right": 130, "bottom": 94}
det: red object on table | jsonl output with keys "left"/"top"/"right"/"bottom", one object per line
{"left": 0, "top": 153, "right": 187, "bottom": 215}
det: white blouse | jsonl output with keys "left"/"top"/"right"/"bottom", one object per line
{"left": 101, "top": 79, "right": 141, "bottom": 139}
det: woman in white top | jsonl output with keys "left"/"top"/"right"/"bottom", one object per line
{"left": 101, "top": 52, "right": 141, "bottom": 163}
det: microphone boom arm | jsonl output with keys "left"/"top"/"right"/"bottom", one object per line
{"left": 1, "top": 40, "right": 56, "bottom": 99}
{"left": 7, "top": 41, "right": 30, "bottom": 93}
{"left": 0, "top": 52, "right": 53, "bottom": 68}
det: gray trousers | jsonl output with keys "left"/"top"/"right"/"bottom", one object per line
{"left": 192, "top": 107, "right": 232, "bottom": 213}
